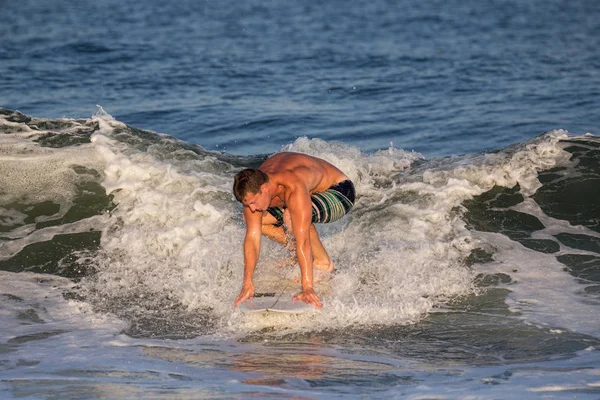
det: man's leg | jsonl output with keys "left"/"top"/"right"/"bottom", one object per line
{"left": 310, "top": 224, "right": 334, "bottom": 272}
{"left": 261, "top": 212, "right": 287, "bottom": 246}
{"left": 281, "top": 209, "right": 334, "bottom": 272}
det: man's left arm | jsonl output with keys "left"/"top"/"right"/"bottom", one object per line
{"left": 286, "top": 185, "right": 323, "bottom": 308}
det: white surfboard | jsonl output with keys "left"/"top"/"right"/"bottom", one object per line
{"left": 238, "top": 293, "right": 316, "bottom": 314}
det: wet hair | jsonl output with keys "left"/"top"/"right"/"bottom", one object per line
{"left": 233, "top": 169, "right": 269, "bottom": 202}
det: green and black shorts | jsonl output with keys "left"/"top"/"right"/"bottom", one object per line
{"left": 267, "top": 180, "right": 355, "bottom": 227}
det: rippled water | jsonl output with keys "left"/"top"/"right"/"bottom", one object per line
{"left": 2, "top": 0, "right": 600, "bottom": 398}
{"left": 2, "top": 0, "right": 599, "bottom": 156}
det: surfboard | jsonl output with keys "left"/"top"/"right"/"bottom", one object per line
{"left": 238, "top": 293, "right": 316, "bottom": 314}
{"left": 237, "top": 260, "right": 332, "bottom": 314}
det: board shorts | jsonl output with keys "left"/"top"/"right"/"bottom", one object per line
{"left": 267, "top": 180, "right": 355, "bottom": 227}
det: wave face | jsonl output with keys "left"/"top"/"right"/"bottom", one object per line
{"left": 1, "top": 108, "right": 599, "bottom": 339}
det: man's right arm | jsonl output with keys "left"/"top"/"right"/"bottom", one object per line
{"left": 234, "top": 207, "right": 262, "bottom": 307}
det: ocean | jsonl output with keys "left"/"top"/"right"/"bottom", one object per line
{"left": 1, "top": 0, "right": 600, "bottom": 398}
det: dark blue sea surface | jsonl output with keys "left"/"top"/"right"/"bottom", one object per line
{"left": 2, "top": 0, "right": 599, "bottom": 156}
{"left": 2, "top": 1, "right": 600, "bottom": 399}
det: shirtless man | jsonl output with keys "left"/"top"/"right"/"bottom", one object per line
{"left": 232, "top": 152, "right": 355, "bottom": 308}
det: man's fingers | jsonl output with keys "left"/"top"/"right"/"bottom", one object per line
{"left": 293, "top": 291, "right": 323, "bottom": 308}
{"left": 234, "top": 291, "right": 253, "bottom": 308}
{"left": 234, "top": 296, "right": 250, "bottom": 308}
{"left": 313, "top": 297, "right": 323, "bottom": 308}
{"left": 234, "top": 296, "right": 243, "bottom": 308}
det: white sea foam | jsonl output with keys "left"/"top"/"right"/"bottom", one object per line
{"left": 2, "top": 112, "right": 591, "bottom": 336}
{"left": 0, "top": 207, "right": 27, "bottom": 229}
{"left": 398, "top": 130, "right": 600, "bottom": 336}
{"left": 0, "top": 215, "right": 107, "bottom": 261}
{"left": 0, "top": 271, "right": 125, "bottom": 342}
{"left": 89, "top": 118, "right": 242, "bottom": 318}
{"left": 79, "top": 122, "right": 593, "bottom": 334}
{"left": 0, "top": 117, "right": 109, "bottom": 261}
{"left": 0, "top": 138, "right": 104, "bottom": 207}
{"left": 473, "top": 230, "right": 600, "bottom": 336}
{"left": 84, "top": 124, "right": 479, "bottom": 332}
{"left": 469, "top": 193, "right": 600, "bottom": 336}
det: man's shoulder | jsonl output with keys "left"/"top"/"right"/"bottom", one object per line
{"left": 269, "top": 170, "right": 310, "bottom": 201}
{"left": 274, "top": 169, "right": 309, "bottom": 188}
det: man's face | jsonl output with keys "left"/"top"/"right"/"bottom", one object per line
{"left": 243, "top": 185, "right": 269, "bottom": 213}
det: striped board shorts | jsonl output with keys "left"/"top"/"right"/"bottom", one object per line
{"left": 267, "top": 180, "right": 355, "bottom": 226}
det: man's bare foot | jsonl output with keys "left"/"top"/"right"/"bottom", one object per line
{"left": 314, "top": 258, "right": 334, "bottom": 273}
{"left": 289, "top": 267, "right": 333, "bottom": 285}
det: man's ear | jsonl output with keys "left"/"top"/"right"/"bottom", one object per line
{"left": 260, "top": 183, "right": 269, "bottom": 194}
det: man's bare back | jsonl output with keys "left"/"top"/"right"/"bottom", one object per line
{"left": 258, "top": 152, "right": 348, "bottom": 200}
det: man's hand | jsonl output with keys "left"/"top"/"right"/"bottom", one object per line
{"left": 293, "top": 287, "right": 323, "bottom": 308}
{"left": 234, "top": 282, "right": 255, "bottom": 307}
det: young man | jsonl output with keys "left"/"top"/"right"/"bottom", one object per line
{"left": 232, "top": 152, "right": 355, "bottom": 308}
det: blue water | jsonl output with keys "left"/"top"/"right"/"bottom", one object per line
{"left": 2, "top": 0, "right": 599, "bottom": 157}
{"left": 2, "top": 0, "right": 600, "bottom": 399}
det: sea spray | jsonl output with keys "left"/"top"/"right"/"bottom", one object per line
{"left": 2, "top": 109, "right": 598, "bottom": 339}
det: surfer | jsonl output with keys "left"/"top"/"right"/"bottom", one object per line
{"left": 232, "top": 152, "right": 355, "bottom": 308}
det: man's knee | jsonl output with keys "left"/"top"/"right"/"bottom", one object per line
{"left": 261, "top": 211, "right": 278, "bottom": 226}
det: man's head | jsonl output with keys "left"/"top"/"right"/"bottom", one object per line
{"left": 233, "top": 169, "right": 270, "bottom": 208}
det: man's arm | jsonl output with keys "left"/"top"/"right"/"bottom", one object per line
{"left": 234, "top": 207, "right": 262, "bottom": 307}
{"left": 286, "top": 185, "right": 323, "bottom": 308}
